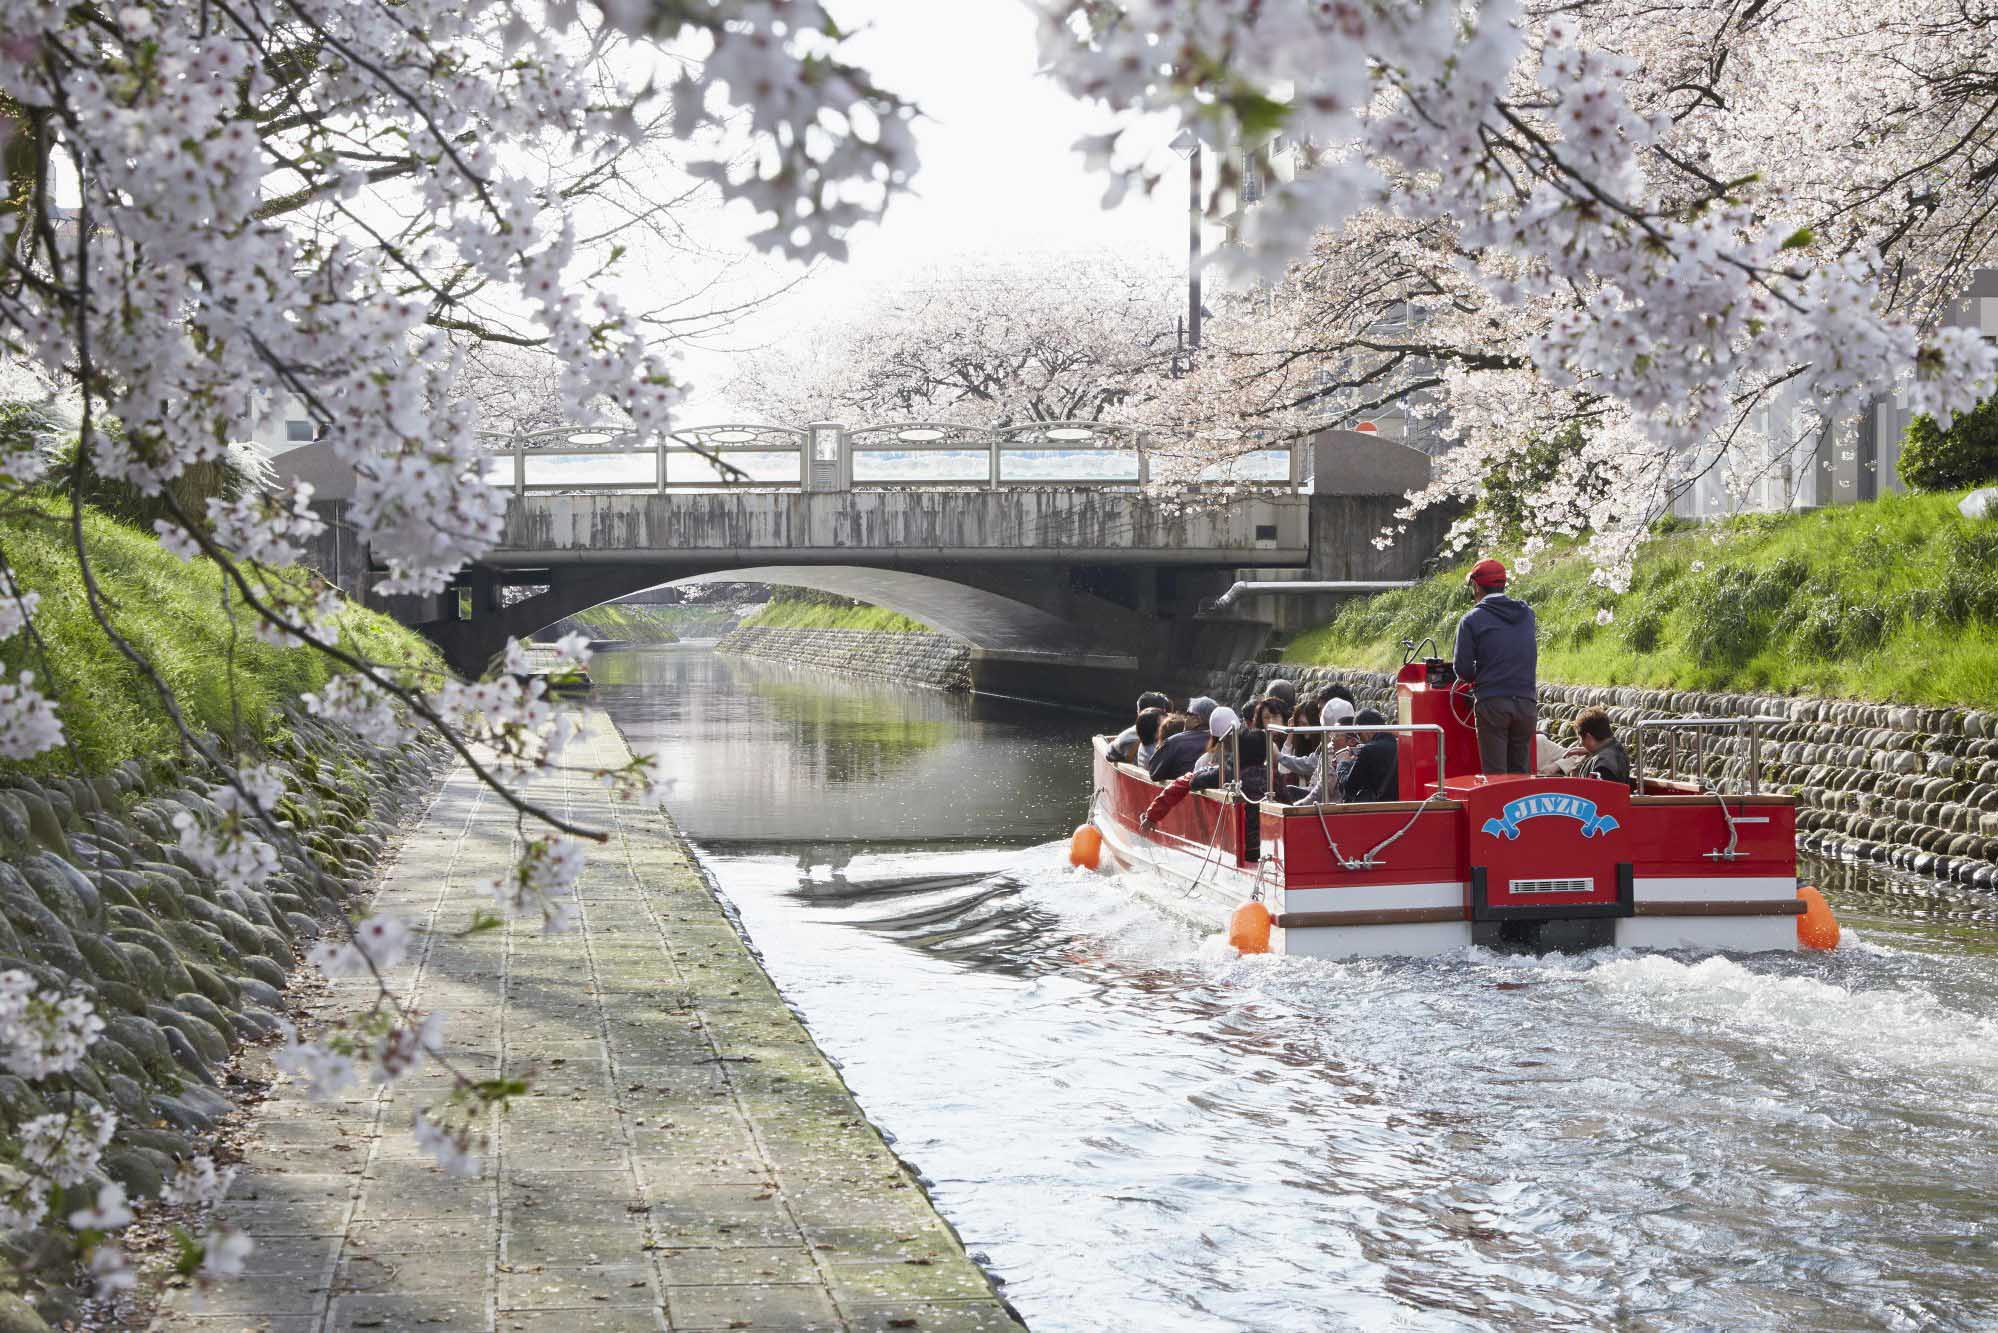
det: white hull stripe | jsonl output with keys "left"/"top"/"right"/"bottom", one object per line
{"left": 1634, "top": 876, "right": 1796, "bottom": 904}
{"left": 1275, "top": 881, "right": 1466, "bottom": 914}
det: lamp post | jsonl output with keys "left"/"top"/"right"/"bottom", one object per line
{"left": 1170, "top": 129, "right": 1202, "bottom": 360}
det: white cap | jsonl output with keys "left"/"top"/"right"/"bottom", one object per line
{"left": 1208, "top": 706, "right": 1241, "bottom": 740}
{"left": 1322, "top": 698, "right": 1357, "bottom": 725}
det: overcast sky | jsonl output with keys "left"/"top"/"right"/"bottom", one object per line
{"left": 666, "top": 0, "right": 1194, "bottom": 420}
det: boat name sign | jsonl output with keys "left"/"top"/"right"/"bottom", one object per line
{"left": 1481, "top": 793, "right": 1621, "bottom": 841}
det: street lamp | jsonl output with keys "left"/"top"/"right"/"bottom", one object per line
{"left": 1170, "top": 129, "right": 1202, "bottom": 360}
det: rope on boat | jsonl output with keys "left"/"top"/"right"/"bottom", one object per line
{"left": 1355, "top": 788, "right": 1455, "bottom": 869}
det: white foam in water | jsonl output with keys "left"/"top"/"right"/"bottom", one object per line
{"left": 1011, "top": 842, "right": 1214, "bottom": 963}
{"left": 1584, "top": 952, "right": 1998, "bottom": 1079}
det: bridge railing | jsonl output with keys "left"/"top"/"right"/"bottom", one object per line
{"left": 477, "top": 420, "right": 1303, "bottom": 495}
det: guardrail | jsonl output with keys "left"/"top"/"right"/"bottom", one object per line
{"left": 477, "top": 420, "right": 1303, "bottom": 495}
{"left": 1631, "top": 716, "right": 1785, "bottom": 794}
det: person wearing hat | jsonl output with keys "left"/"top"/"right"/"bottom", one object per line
{"left": 1146, "top": 697, "right": 1219, "bottom": 782}
{"left": 1192, "top": 706, "right": 1241, "bottom": 774}
{"left": 1140, "top": 719, "right": 1269, "bottom": 830}
{"left": 1284, "top": 696, "right": 1357, "bottom": 801}
{"left": 1266, "top": 678, "right": 1296, "bottom": 707}
{"left": 1453, "top": 558, "right": 1538, "bottom": 775}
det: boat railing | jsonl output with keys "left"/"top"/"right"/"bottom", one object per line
{"left": 1266, "top": 722, "right": 1449, "bottom": 798}
{"left": 1630, "top": 716, "right": 1786, "bottom": 794}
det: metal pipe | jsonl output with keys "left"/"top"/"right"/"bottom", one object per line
{"left": 1209, "top": 580, "right": 1414, "bottom": 611}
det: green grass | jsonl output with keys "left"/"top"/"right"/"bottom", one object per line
{"left": 737, "top": 599, "right": 930, "bottom": 634}
{"left": 0, "top": 498, "right": 445, "bottom": 771}
{"left": 548, "top": 603, "right": 683, "bottom": 644}
{"left": 1285, "top": 490, "right": 1998, "bottom": 709}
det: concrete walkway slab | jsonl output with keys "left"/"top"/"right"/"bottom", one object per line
{"left": 151, "top": 707, "right": 1015, "bottom": 1333}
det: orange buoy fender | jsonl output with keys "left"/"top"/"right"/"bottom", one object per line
{"left": 1228, "top": 901, "right": 1273, "bottom": 955}
{"left": 1069, "top": 823, "right": 1103, "bottom": 871}
{"left": 1797, "top": 885, "right": 1839, "bottom": 951}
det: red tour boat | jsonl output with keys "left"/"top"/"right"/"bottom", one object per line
{"left": 1086, "top": 658, "right": 1837, "bottom": 959}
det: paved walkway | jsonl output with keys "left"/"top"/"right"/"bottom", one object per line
{"left": 154, "top": 708, "right": 1015, "bottom": 1332}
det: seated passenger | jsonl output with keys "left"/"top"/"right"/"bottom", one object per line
{"left": 1266, "top": 678, "right": 1297, "bottom": 708}
{"left": 1286, "top": 697, "right": 1356, "bottom": 793}
{"left": 1249, "top": 696, "right": 1291, "bottom": 732}
{"left": 1192, "top": 706, "right": 1240, "bottom": 774}
{"left": 1147, "top": 698, "right": 1218, "bottom": 782}
{"left": 1573, "top": 707, "right": 1634, "bottom": 789}
{"left": 1132, "top": 707, "right": 1168, "bottom": 768}
{"left": 1108, "top": 690, "right": 1172, "bottom": 762}
{"left": 1534, "top": 730, "right": 1574, "bottom": 776}
{"left": 1140, "top": 729, "right": 1271, "bottom": 829}
{"left": 1340, "top": 709, "right": 1400, "bottom": 803}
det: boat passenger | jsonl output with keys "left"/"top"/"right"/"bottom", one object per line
{"left": 1286, "top": 698, "right": 1357, "bottom": 797}
{"left": 1108, "top": 691, "right": 1173, "bottom": 763}
{"left": 1341, "top": 708, "right": 1400, "bottom": 803}
{"left": 1572, "top": 707, "right": 1635, "bottom": 789}
{"left": 1147, "top": 699, "right": 1219, "bottom": 782}
{"left": 1249, "top": 696, "right": 1290, "bottom": 731}
{"left": 1534, "top": 731, "right": 1575, "bottom": 776}
{"left": 1266, "top": 678, "right": 1297, "bottom": 708}
{"left": 1139, "top": 728, "right": 1271, "bottom": 830}
{"left": 1158, "top": 712, "right": 1188, "bottom": 745}
{"left": 1452, "top": 559, "right": 1539, "bottom": 775}
{"left": 1132, "top": 707, "right": 1168, "bottom": 768}
{"left": 1193, "top": 706, "right": 1241, "bottom": 774}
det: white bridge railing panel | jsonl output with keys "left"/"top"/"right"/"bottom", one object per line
{"left": 477, "top": 420, "right": 1303, "bottom": 496}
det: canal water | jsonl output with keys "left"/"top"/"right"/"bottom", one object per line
{"left": 594, "top": 647, "right": 1998, "bottom": 1331}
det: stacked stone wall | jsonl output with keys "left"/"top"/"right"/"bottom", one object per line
{"left": 0, "top": 714, "right": 444, "bottom": 1252}
{"left": 717, "top": 626, "right": 972, "bottom": 691}
{"left": 1215, "top": 661, "right": 1998, "bottom": 891}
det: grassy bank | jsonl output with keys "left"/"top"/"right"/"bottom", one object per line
{"left": 1285, "top": 491, "right": 1998, "bottom": 709}
{"left": 737, "top": 598, "right": 929, "bottom": 634}
{"left": 546, "top": 602, "right": 684, "bottom": 644}
{"left": 0, "top": 499, "right": 443, "bottom": 770}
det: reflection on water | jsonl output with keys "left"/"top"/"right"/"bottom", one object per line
{"left": 591, "top": 647, "right": 1089, "bottom": 844}
{"left": 600, "top": 648, "right": 1998, "bottom": 1332}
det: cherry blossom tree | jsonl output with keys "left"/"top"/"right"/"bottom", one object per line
{"left": 0, "top": 0, "right": 915, "bottom": 1290}
{"left": 1073, "top": 0, "right": 1998, "bottom": 579}
{"left": 724, "top": 252, "right": 1179, "bottom": 426}
{"left": 0, "top": 0, "right": 1992, "bottom": 1297}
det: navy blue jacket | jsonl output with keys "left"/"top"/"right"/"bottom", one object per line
{"left": 1453, "top": 594, "right": 1538, "bottom": 701}
{"left": 1341, "top": 734, "right": 1399, "bottom": 803}
{"left": 1146, "top": 729, "right": 1210, "bottom": 783}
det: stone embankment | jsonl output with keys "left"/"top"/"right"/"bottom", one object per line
{"left": 0, "top": 710, "right": 443, "bottom": 1324}
{"left": 1218, "top": 662, "right": 1998, "bottom": 891}
{"left": 719, "top": 625, "right": 972, "bottom": 692}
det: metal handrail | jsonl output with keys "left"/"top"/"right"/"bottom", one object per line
{"left": 1630, "top": 716, "right": 1784, "bottom": 794}
{"left": 1268, "top": 722, "right": 1448, "bottom": 800}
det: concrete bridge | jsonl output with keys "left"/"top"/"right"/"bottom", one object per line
{"left": 277, "top": 421, "right": 1445, "bottom": 702}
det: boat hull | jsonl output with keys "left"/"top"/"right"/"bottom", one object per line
{"left": 1091, "top": 740, "right": 1801, "bottom": 959}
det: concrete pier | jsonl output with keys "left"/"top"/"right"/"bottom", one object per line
{"left": 152, "top": 708, "right": 1015, "bottom": 1332}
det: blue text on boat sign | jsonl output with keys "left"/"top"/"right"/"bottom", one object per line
{"left": 1480, "top": 793, "right": 1621, "bottom": 840}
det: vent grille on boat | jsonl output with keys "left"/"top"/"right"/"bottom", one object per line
{"left": 1509, "top": 877, "right": 1593, "bottom": 895}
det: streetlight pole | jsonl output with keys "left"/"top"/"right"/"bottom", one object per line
{"left": 1172, "top": 130, "right": 1203, "bottom": 360}
{"left": 1186, "top": 141, "right": 1202, "bottom": 353}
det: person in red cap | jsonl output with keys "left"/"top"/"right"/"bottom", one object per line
{"left": 1452, "top": 558, "right": 1538, "bottom": 774}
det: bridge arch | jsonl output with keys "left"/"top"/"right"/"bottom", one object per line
{"left": 422, "top": 560, "right": 1138, "bottom": 679}
{"left": 667, "top": 566, "right": 1100, "bottom": 656}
